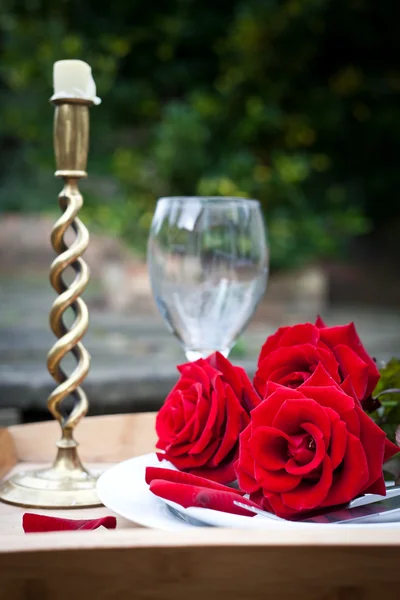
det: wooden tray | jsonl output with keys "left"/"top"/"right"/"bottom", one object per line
{"left": 1, "top": 413, "right": 399, "bottom": 600}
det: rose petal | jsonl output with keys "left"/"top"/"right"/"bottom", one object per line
{"left": 236, "top": 366, "right": 262, "bottom": 410}
{"left": 255, "top": 344, "right": 322, "bottom": 396}
{"left": 256, "top": 340, "right": 340, "bottom": 394}
{"left": 285, "top": 422, "right": 325, "bottom": 475}
{"left": 322, "top": 433, "right": 369, "bottom": 507}
{"left": 166, "top": 438, "right": 221, "bottom": 469}
{"left": 249, "top": 488, "right": 265, "bottom": 508}
{"left": 329, "top": 419, "right": 348, "bottom": 470}
{"left": 301, "top": 362, "right": 342, "bottom": 389}
{"left": 177, "top": 361, "right": 213, "bottom": 394}
{"left": 263, "top": 380, "right": 287, "bottom": 398}
{"left": 181, "top": 392, "right": 197, "bottom": 424}
{"left": 332, "top": 344, "right": 369, "bottom": 401}
{"left": 251, "top": 387, "right": 306, "bottom": 429}
{"left": 268, "top": 367, "right": 310, "bottom": 389}
{"left": 281, "top": 455, "right": 333, "bottom": 512}
{"left": 175, "top": 385, "right": 204, "bottom": 444}
{"left": 149, "top": 480, "right": 257, "bottom": 516}
{"left": 259, "top": 493, "right": 296, "bottom": 519}
{"left": 315, "top": 345, "right": 341, "bottom": 383}
{"left": 23, "top": 513, "right": 116, "bottom": 533}
{"left": 248, "top": 426, "right": 290, "bottom": 471}
{"left": 235, "top": 426, "right": 260, "bottom": 493}
{"left": 207, "top": 352, "right": 243, "bottom": 398}
{"left": 257, "top": 326, "right": 290, "bottom": 365}
{"left": 278, "top": 323, "right": 320, "bottom": 347}
{"left": 298, "top": 383, "right": 360, "bottom": 437}
{"left": 363, "top": 476, "right": 387, "bottom": 496}
{"left": 255, "top": 465, "right": 302, "bottom": 493}
{"left": 156, "top": 385, "right": 199, "bottom": 446}
{"left": 340, "top": 375, "right": 359, "bottom": 401}
{"left": 189, "top": 386, "right": 224, "bottom": 455}
{"left": 355, "top": 405, "right": 387, "bottom": 493}
{"left": 272, "top": 398, "right": 331, "bottom": 442}
{"left": 384, "top": 437, "right": 400, "bottom": 461}
{"left": 211, "top": 385, "right": 248, "bottom": 465}
{"left": 179, "top": 457, "right": 237, "bottom": 484}
{"left": 319, "top": 322, "right": 380, "bottom": 397}
{"left": 315, "top": 315, "right": 327, "bottom": 328}
{"left": 145, "top": 466, "right": 244, "bottom": 494}
{"left": 259, "top": 344, "right": 320, "bottom": 380}
{"left": 299, "top": 384, "right": 354, "bottom": 417}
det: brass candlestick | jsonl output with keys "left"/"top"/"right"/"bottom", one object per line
{"left": 0, "top": 96, "right": 101, "bottom": 508}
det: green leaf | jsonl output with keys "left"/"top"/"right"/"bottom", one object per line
{"left": 375, "top": 357, "right": 400, "bottom": 397}
{"left": 373, "top": 358, "right": 400, "bottom": 443}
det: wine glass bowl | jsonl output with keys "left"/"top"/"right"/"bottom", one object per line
{"left": 147, "top": 196, "right": 269, "bottom": 361}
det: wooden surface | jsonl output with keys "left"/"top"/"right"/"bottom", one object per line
{"left": 0, "top": 428, "right": 17, "bottom": 479}
{"left": 7, "top": 412, "right": 158, "bottom": 462}
{"left": 1, "top": 413, "right": 400, "bottom": 600}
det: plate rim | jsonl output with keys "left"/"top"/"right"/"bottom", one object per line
{"left": 97, "top": 453, "right": 194, "bottom": 531}
{"left": 97, "top": 452, "right": 400, "bottom": 531}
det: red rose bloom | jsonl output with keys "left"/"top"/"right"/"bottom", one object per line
{"left": 236, "top": 365, "right": 398, "bottom": 518}
{"left": 254, "top": 319, "right": 379, "bottom": 403}
{"left": 315, "top": 316, "right": 380, "bottom": 400}
{"left": 156, "top": 352, "right": 260, "bottom": 483}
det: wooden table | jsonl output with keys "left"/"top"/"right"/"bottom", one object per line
{"left": 1, "top": 413, "right": 400, "bottom": 600}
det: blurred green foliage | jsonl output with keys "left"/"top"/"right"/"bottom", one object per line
{"left": 1, "top": 0, "right": 400, "bottom": 269}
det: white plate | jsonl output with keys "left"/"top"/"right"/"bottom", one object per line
{"left": 97, "top": 453, "right": 400, "bottom": 531}
{"left": 97, "top": 453, "right": 193, "bottom": 530}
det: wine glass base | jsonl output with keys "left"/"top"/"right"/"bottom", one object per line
{"left": 184, "top": 348, "right": 230, "bottom": 361}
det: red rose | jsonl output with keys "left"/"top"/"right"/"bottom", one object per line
{"left": 315, "top": 316, "right": 380, "bottom": 400}
{"left": 254, "top": 319, "right": 379, "bottom": 402}
{"left": 156, "top": 352, "right": 260, "bottom": 483}
{"left": 235, "top": 364, "right": 398, "bottom": 518}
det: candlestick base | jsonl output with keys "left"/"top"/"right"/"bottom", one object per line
{"left": 0, "top": 444, "right": 102, "bottom": 508}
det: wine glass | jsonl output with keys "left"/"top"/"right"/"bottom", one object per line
{"left": 147, "top": 196, "right": 268, "bottom": 361}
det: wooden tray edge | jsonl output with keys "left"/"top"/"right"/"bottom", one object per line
{"left": 2, "top": 526, "right": 400, "bottom": 554}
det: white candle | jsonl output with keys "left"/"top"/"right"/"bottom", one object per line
{"left": 52, "top": 60, "right": 101, "bottom": 104}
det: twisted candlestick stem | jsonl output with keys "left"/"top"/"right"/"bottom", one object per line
{"left": 47, "top": 179, "right": 91, "bottom": 442}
